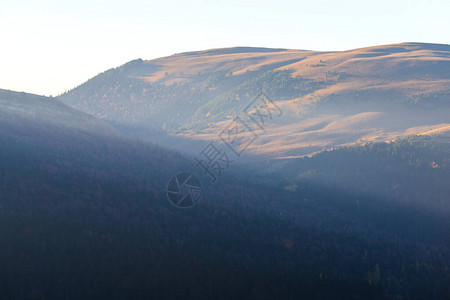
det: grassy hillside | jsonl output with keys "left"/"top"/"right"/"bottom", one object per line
{"left": 59, "top": 43, "right": 450, "bottom": 159}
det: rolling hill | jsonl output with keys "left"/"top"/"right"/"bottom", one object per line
{"left": 0, "top": 88, "right": 116, "bottom": 136}
{"left": 59, "top": 42, "right": 450, "bottom": 159}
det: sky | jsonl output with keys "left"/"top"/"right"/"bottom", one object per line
{"left": 0, "top": 0, "right": 449, "bottom": 96}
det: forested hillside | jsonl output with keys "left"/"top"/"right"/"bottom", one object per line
{"left": 277, "top": 135, "right": 450, "bottom": 211}
{"left": 0, "top": 91, "right": 449, "bottom": 299}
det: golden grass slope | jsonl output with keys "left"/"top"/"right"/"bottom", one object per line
{"left": 137, "top": 42, "right": 449, "bottom": 159}
{"left": 142, "top": 42, "right": 449, "bottom": 98}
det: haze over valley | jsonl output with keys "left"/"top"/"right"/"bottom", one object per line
{"left": 0, "top": 3, "right": 449, "bottom": 297}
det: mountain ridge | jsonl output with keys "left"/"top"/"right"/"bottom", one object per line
{"left": 59, "top": 42, "right": 450, "bottom": 159}
{"left": 0, "top": 88, "right": 117, "bottom": 136}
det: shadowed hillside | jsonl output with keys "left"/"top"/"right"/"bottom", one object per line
{"left": 0, "top": 89, "right": 116, "bottom": 135}
{"left": 274, "top": 135, "right": 450, "bottom": 211}
{"left": 1, "top": 90, "right": 449, "bottom": 299}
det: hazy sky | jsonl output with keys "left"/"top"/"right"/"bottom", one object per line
{"left": 1, "top": 0, "right": 449, "bottom": 96}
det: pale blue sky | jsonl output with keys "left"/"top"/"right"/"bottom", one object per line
{"left": 0, "top": 0, "right": 448, "bottom": 96}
